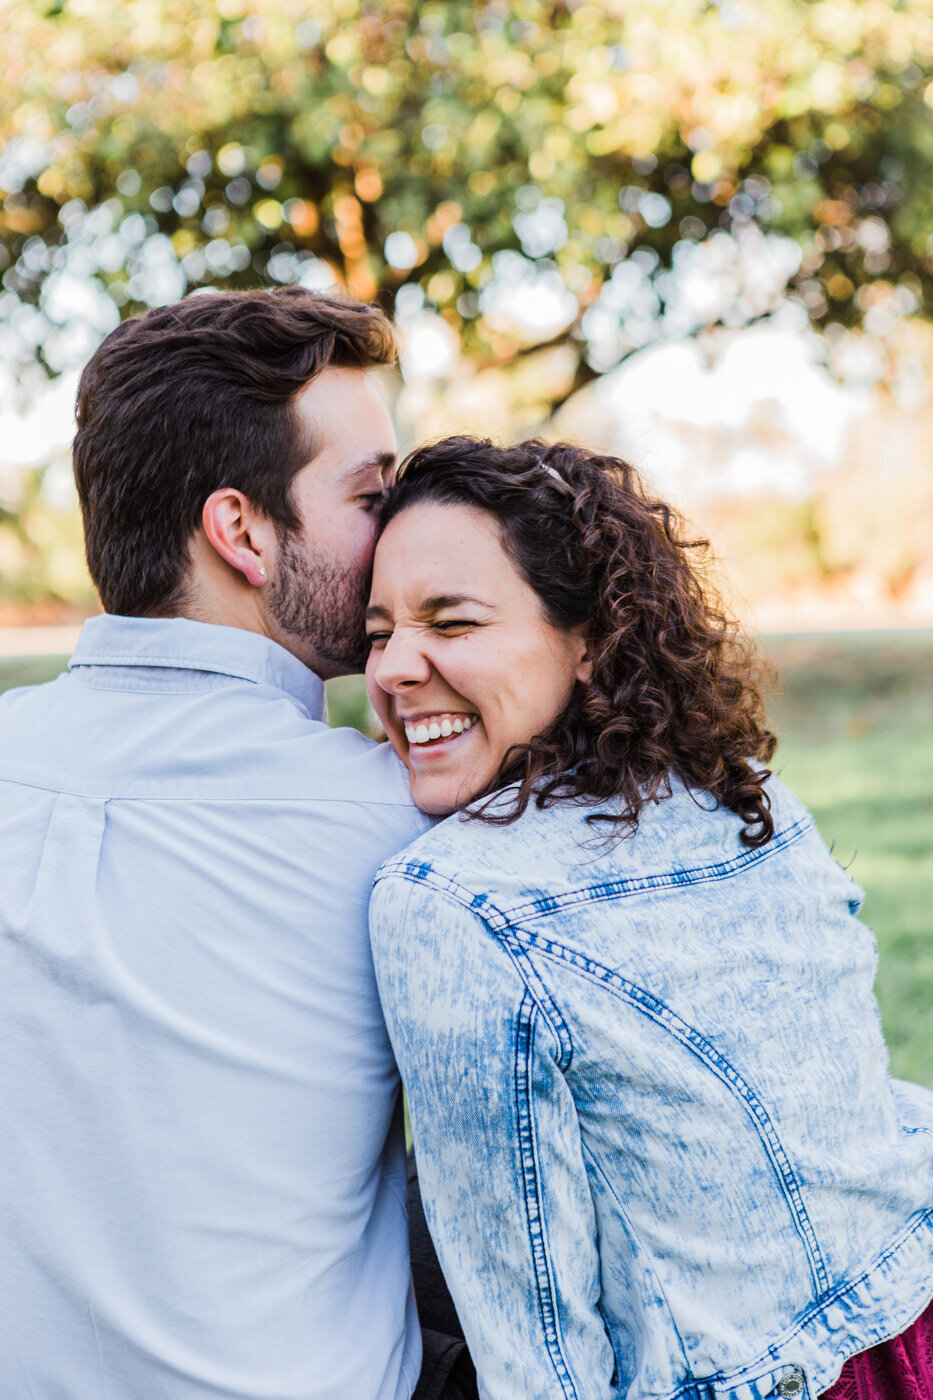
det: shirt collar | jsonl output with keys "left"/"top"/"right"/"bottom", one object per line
{"left": 70, "top": 614, "right": 327, "bottom": 723}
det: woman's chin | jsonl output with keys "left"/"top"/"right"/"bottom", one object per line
{"left": 410, "top": 782, "right": 463, "bottom": 818}
{"left": 410, "top": 772, "right": 483, "bottom": 819}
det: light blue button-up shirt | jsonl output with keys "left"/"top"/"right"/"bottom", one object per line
{"left": 0, "top": 614, "right": 430, "bottom": 1400}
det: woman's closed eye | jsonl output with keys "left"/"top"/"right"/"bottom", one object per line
{"left": 366, "top": 619, "right": 478, "bottom": 648}
{"left": 432, "top": 618, "right": 479, "bottom": 633}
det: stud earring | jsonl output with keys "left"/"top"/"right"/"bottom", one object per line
{"left": 257, "top": 566, "right": 267, "bottom": 578}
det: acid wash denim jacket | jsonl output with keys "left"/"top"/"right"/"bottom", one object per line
{"left": 369, "top": 775, "right": 933, "bottom": 1400}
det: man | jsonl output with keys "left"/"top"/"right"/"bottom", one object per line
{"left": 0, "top": 288, "right": 472, "bottom": 1399}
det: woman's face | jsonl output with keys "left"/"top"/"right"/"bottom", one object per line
{"left": 365, "top": 502, "right": 590, "bottom": 816}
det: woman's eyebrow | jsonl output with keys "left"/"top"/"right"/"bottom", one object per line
{"left": 419, "top": 593, "right": 489, "bottom": 611}
{"left": 365, "top": 593, "right": 491, "bottom": 623}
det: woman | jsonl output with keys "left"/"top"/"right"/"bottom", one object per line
{"left": 365, "top": 437, "right": 933, "bottom": 1400}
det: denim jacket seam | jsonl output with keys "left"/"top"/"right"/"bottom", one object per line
{"left": 374, "top": 867, "right": 574, "bottom": 1063}
{"left": 520, "top": 934, "right": 831, "bottom": 1298}
{"left": 502, "top": 816, "right": 813, "bottom": 925}
{"left": 774, "top": 1206, "right": 933, "bottom": 1355}
{"left": 707, "top": 1208, "right": 933, "bottom": 1395}
{"left": 515, "top": 993, "right": 582, "bottom": 1400}
{"left": 580, "top": 1140, "right": 695, "bottom": 1384}
{"left": 504, "top": 928, "right": 574, "bottom": 1070}
{"left": 375, "top": 862, "right": 512, "bottom": 927}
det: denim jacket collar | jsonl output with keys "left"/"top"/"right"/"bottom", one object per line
{"left": 69, "top": 613, "right": 327, "bottom": 722}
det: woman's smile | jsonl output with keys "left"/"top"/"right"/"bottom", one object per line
{"left": 402, "top": 712, "right": 479, "bottom": 747}
{"left": 401, "top": 712, "right": 481, "bottom": 764}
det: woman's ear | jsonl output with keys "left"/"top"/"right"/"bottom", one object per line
{"left": 572, "top": 624, "right": 594, "bottom": 685}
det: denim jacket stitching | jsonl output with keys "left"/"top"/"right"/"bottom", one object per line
{"left": 375, "top": 861, "right": 513, "bottom": 930}
{"left": 375, "top": 867, "right": 574, "bottom": 1060}
{"left": 504, "top": 930, "right": 574, "bottom": 1070}
{"left": 719, "top": 1205, "right": 933, "bottom": 1390}
{"left": 580, "top": 1140, "right": 694, "bottom": 1390}
{"left": 504, "top": 816, "right": 813, "bottom": 925}
{"left": 373, "top": 798, "right": 933, "bottom": 1400}
{"left": 515, "top": 992, "right": 581, "bottom": 1400}
{"left": 522, "top": 935, "right": 831, "bottom": 1298}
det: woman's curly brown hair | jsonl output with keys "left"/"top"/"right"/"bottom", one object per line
{"left": 380, "top": 436, "right": 778, "bottom": 847}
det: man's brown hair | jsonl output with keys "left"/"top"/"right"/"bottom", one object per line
{"left": 73, "top": 287, "right": 396, "bottom": 616}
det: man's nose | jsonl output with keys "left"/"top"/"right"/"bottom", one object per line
{"left": 372, "top": 628, "right": 432, "bottom": 691}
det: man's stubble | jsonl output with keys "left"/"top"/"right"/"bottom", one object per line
{"left": 268, "top": 527, "right": 370, "bottom": 675}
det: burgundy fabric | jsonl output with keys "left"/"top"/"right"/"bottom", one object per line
{"left": 820, "top": 1298, "right": 933, "bottom": 1399}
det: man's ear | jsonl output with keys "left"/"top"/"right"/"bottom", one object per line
{"left": 201, "top": 488, "right": 273, "bottom": 588}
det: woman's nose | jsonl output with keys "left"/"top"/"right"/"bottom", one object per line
{"left": 371, "top": 629, "right": 432, "bottom": 692}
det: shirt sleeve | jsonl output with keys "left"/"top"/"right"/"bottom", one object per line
{"left": 370, "top": 871, "right": 618, "bottom": 1400}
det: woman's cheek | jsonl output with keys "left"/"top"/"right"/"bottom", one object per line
{"left": 364, "top": 672, "right": 396, "bottom": 747}
{"left": 364, "top": 662, "right": 386, "bottom": 717}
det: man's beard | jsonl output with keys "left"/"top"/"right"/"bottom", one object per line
{"left": 268, "top": 528, "right": 370, "bottom": 674}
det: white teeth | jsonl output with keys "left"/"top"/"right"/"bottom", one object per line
{"left": 403, "top": 715, "right": 478, "bottom": 745}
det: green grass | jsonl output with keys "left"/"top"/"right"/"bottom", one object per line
{"left": 0, "top": 656, "right": 73, "bottom": 690}
{"left": 3, "top": 633, "right": 931, "bottom": 1086}
{"left": 762, "top": 633, "right": 933, "bottom": 1089}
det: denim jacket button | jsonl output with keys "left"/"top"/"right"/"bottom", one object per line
{"left": 776, "top": 1369, "right": 806, "bottom": 1397}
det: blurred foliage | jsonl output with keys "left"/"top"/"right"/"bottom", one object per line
{"left": 0, "top": 459, "right": 94, "bottom": 606}
{"left": 325, "top": 671, "right": 380, "bottom": 734}
{"left": 2, "top": 0, "right": 933, "bottom": 410}
{"left": 700, "top": 396, "right": 933, "bottom": 608}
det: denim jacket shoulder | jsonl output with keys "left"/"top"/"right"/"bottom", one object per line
{"left": 372, "top": 776, "right": 933, "bottom": 1400}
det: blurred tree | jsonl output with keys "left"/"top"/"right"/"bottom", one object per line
{"left": 1, "top": 0, "right": 933, "bottom": 417}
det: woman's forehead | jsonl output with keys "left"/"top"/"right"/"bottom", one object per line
{"left": 372, "top": 503, "right": 526, "bottom": 604}
{"left": 379, "top": 502, "right": 500, "bottom": 566}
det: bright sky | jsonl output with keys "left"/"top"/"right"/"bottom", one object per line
{"left": 559, "top": 326, "right": 868, "bottom": 501}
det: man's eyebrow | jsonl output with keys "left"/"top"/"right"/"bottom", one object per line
{"left": 365, "top": 603, "right": 392, "bottom": 622}
{"left": 345, "top": 452, "right": 396, "bottom": 485}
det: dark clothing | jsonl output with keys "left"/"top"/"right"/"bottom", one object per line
{"left": 413, "top": 1330, "right": 477, "bottom": 1400}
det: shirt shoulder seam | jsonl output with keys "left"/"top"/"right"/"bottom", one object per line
{"left": 0, "top": 775, "right": 419, "bottom": 808}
